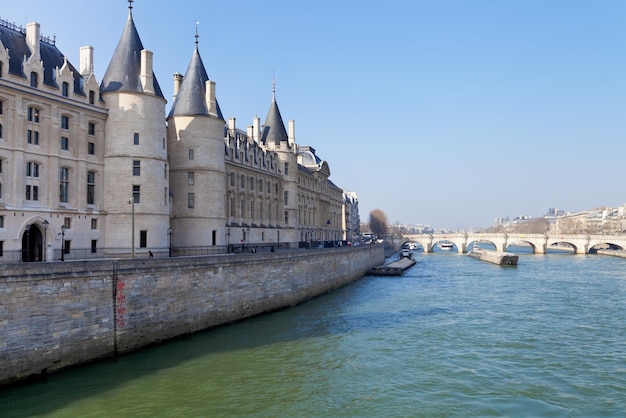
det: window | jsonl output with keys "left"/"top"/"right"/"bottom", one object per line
{"left": 0, "top": 100, "right": 3, "bottom": 114}
{"left": 91, "top": 218, "right": 98, "bottom": 230}
{"left": 188, "top": 172, "right": 194, "bottom": 186}
{"left": 88, "top": 122, "right": 95, "bottom": 135}
{"left": 133, "top": 185, "right": 140, "bottom": 203}
{"left": 26, "top": 162, "right": 39, "bottom": 177}
{"left": 30, "top": 72, "right": 38, "bottom": 87}
{"left": 0, "top": 182, "right": 2, "bottom": 199}
{"left": 133, "top": 132, "right": 139, "bottom": 145}
{"left": 27, "top": 129, "right": 39, "bottom": 145}
{"left": 88, "top": 142, "right": 95, "bottom": 155}
{"left": 164, "top": 163, "right": 167, "bottom": 179}
{"left": 230, "top": 196, "right": 235, "bottom": 216}
{"left": 189, "top": 149, "right": 194, "bottom": 160}
{"left": 60, "top": 136, "right": 69, "bottom": 150}
{"left": 89, "top": 90, "right": 95, "bottom": 105}
{"left": 140, "top": 230, "right": 147, "bottom": 248}
{"left": 187, "top": 193, "right": 195, "bottom": 209}
{"left": 59, "top": 167, "right": 69, "bottom": 203}
{"left": 285, "top": 211, "right": 289, "bottom": 224}
{"left": 63, "top": 240, "right": 70, "bottom": 255}
{"left": 64, "top": 217, "right": 71, "bottom": 228}
{"left": 230, "top": 172, "right": 235, "bottom": 187}
{"left": 61, "top": 115, "right": 69, "bottom": 130}
{"left": 0, "top": 215, "right": 4, "bottom": 228}
{"left": 25, "top": 185, "right": 39, "bottom": 201}
{"left": 133, "top": 160, "right": 141, "bottom": 176}
{"left": 91, "top": 240, "right": 97, "bottom": 253}
{"left": 0, "top": 61, "right": 3, "bottom": 78}
{"left": 284, "top": 191, "right": 289, "bottom": 206}
{"left": 27, "top": 107, "right": 39, "bottom": 123}
{"left": 0, "top": 124, "right": 3, "bottom": 139}
{"left": 87, "top": 171, "right": 95, "bottom": 205}
{"left": 62, "top": 82, "right": 69, "bottom": 97}
{"left": 0, "top": 241, "right": 3, "bottom": 257}
{"left": 212, "top": 230, "right": 217, "bottom": 246}
{"left": 284, "top": 162, "right": 289, "bottom": 175}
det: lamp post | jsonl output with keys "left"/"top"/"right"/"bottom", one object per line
{"left": 25, "top": 224, "right": 31, "bottom": 262}
{"left": 167, "top": 228, "right": 173, "bottom": 257}
{"left": 43, "top": 219, "right": 49, "bottom": 262}
{"left": 226, "top": 228, "right": 230, "bottom": 253}
{"left": 59, "top": 225, "right": 66, "bottom": 261}
{"left": 241, "top": 228, "right": 245, "bottom": 252}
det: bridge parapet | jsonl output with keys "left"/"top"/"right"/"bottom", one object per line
{"left": 405, "top": 233, "right": 626, "bottom": 255}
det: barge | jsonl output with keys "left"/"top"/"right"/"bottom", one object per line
{"left": 367, "top": 253, "right": 417, "bottom": 276}
{"left": 468, "top": 247, "right": 518, "bottom": 266}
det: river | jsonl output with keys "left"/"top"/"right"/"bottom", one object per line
{"left": 1, "top": 249, "right": 625, "bottom": 417}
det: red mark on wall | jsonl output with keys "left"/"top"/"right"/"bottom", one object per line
{"left": 116, "top": 279, "right": 126, "bottom": 329}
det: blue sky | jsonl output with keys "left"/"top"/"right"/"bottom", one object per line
{"left": 4, "top": 0, "right": 625, "bottom": 229}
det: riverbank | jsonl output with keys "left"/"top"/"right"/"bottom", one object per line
{"left": 1, "top": 245, "right": 384, "bottom": 387}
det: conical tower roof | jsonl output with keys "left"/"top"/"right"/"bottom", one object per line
{"left": 100, "top": 6, "right": 163, "bottom": 97}
{"left": 261, "top": 90, "right": 288, "bottom": 146}
{"left": 168, "top": 41, "right": 223, "bottom": 119}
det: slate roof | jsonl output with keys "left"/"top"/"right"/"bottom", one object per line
{"left": 0, "top": 21, "right": 84, "bottom": 95}
{"left": 168, "top": 43, "right": 223, "bottom": 119}
{"left": 261, "top": 93, "right": 289, "bottom": 146}
{"left": 100, "top": 10, "right": 163, "bottom": 98}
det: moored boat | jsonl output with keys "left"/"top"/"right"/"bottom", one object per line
{"left": 468, "top": 247, "right": 518, "bottom": 266}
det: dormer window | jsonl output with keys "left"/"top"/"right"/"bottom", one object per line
{"left": 89, "top": 90, "right": 95, "bottom": 104}
{"left": 30, "top": 72, "right": 38, "bottom": 88}
{"left": 62, "top": 82, "right": 69, "bottom": 97}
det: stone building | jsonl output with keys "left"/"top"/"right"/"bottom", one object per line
{"left": 0, "top": 3, "right": 355, "bottom": 262}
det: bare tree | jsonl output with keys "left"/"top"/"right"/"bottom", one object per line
{"left": 369, "top": 209, "right": 388, "bottom": 238}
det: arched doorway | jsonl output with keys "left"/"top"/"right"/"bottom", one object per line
{"left": 22, "top": 224, "right": 43, "bottom": 262}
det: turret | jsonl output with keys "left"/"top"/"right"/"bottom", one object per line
{"left": 167, "top": 30, "right": 226, "bottom": 248}
{"left": 100, "top": 2, "right": 169, "bottom": 257}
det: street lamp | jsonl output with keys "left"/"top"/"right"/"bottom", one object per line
{"left": 59, "top": 225, "right": 66, "bottom": 261}
{"left": 43, "top": 220, "right": 49, "bottom": 262}
{"left": 167, "top": 228, "right": 173, "bottom": 257}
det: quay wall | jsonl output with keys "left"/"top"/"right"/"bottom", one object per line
{"left": 1, "top": 245, "right": 384, "bottom": 386}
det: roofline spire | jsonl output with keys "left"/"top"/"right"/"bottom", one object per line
{"left": 195, "top": 21, "right": 200, "bottom": 49}
{"left": 272, "top": 68, "right": 276, "bottom": 101}
{"left": 128, "top": 0, "right": 133, "bottom": 15}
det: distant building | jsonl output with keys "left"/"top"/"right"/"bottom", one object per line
{"left": 0, "top": 4, "right": 356, "bottom": 261}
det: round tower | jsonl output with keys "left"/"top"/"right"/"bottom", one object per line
{"left": 100, "top": 3, "right": 169, "bottom": 256}
{"left": 166, "top": 32, "right": 226, "bottom": 248}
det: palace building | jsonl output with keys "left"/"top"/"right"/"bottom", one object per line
{"left": 0, "top": 3, "right": 359, "bottom": 262}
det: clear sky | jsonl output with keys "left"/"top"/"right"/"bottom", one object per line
{"left": 3, "top": 0, "right": 625, "bottom": 229}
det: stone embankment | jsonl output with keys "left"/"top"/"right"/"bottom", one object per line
{"left": 596, "top": 249, "right": 626, "bottom": 259}
{"left": 1, "top": 245, "right": 383, "bottom": 386}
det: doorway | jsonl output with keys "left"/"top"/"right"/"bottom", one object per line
{"left": 22, "top": 224, "right": 43, "bottom": 262}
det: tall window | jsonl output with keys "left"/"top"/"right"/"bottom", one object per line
{"left": 25, "top": 185, "right": 38, "bottom": 201}
{"left": 133, "top": 132, "right": 139, "bottom": 145}
{"left": 26, "top": 162, "right": 39, "bottom": 177}
{"left": 188, "top": 149, "right": 194, "bottom": 160}
{"left": 140, "top": 230, "right": 147, "bottom": 248}
{"left": 27, "top": 107, "right": 40, "bottom": 123}
{"left": 91, "top": 240, "right": 97, "bottom": 254}
{"left": 0, "top": 215, "right": 4, "bottom": 228}
{"left": 188, "top": 172, "right": 194, "bottom": 186}
{"left": 133, "top": 185, "right": 140, "bottom": 203}
{"left": 1, "top": 123, "right": 4, "bottom": 139}
{"left": 284, "top": 191, "right": 289, "bottom": 206}
{"left": 91, "top": 218, "right": 98, "bottom": 230}
{"left": 89, "top": 90, "right": 95, "bottom": 104}
{"left": 187, "top": 193, "right": 195, "bottom": 209}
{"left": 133, "top": 160, "right": 141, "bottom": 176}
{"left": 60, "top": 136, "right": 69, "bottom": 150}
{"left": 88, "top": 122, "right": 95, "bottom": 135}
{"left": 87, "top": 171, "right": 95, "bottom": 205}
{"left": 62, "top": 82, "right": 69, "bottom": 97}
{"left": 59, "top": 167, "right": 69, "bottom": 203}
{"left": 284, "top": 162, "right": 289, "bottom": 175}
{"left": 30, "top": 72, "right": 38, "bottom": 87}
{"left": 0, "top": 100, "right": 3, "bottom": 114}
{"left": 61, "top": 115, "right": 69, "bottom": 130}
{"left": 27, "top": 129, "right": 39, "bottom": 145}
{"left": 88, "top": 142, "right": 95, "bottom": 155}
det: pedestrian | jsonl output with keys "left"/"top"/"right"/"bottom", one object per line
{"left": 148, "top": 250, "right": 153, "bottom": 259}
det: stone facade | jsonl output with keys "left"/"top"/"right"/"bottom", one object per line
{"left": 0, "top": 244, "right": 384, "bottom": 386}
{"left": 0, "top": 4, "right": 357, "bottom": 262}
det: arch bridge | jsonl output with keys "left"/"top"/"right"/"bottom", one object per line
{"left": 405, "top": 233, "right": 626, "bottom": 255}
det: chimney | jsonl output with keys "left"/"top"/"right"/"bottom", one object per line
{"left": 288, "top": 120, "right": 296, "bottom": 146}
{"left": 228, "top": 117, "right": 236, "bottom": 133}
{"left": 253, "top": 117, "right": 261, "bottom": 143}
{"left": 173, "top": 72, "right": 183, "bottom": 98}
{"left": 140, "top": 49, "right": 154, "bottom": 94}
{"left": 79, "top": 46, "right": 94, "bottom": 76}
{"left": 206, "top": 80, "right": 217, "bottom": 117}
{"left": 26, "top": 22, "right": 41, "bottom": 56}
